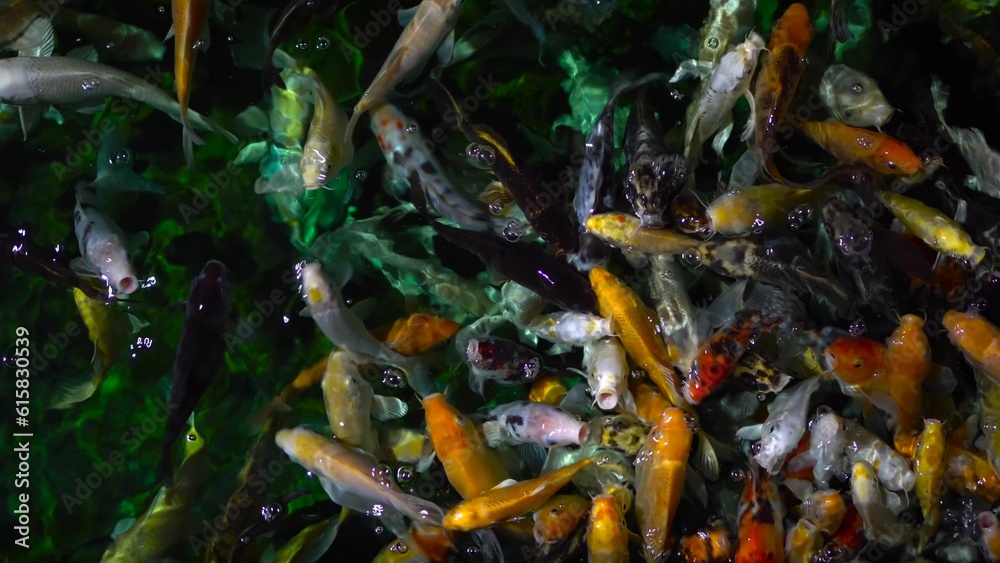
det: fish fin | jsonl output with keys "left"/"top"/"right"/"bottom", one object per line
{"left": 371, "top": 395, "right": 408, "bottom": 421}
{"left": 684, "top": 465, "right": 709, "bottom": 507}
{"left": 18, "top": 106, "right": 41, "bottom": 141}
{"left": 740, "top": 92, "right": 755, "bottom": 142}
{"left": 558, "top": 383, "right": 592, "bottom": 417}
{"left": 246, "top": 396, "right": 290, "bottom": 434}
{"left": 711, "top": 119, "right": 733, "bottom": 158}
{"left": 482, "top": 420, "right": 506, "bottom": 448}
{"left": 473, "top": 529, "right": 505, "bottom": 563}
{"left": 416, "top": 451, "right": 436, "bottom": 473}
{"left": 618, "top": 388, "right": 638, "bottom": 416}
{"left": 397, "top": 6, "right": 419, "bottom": 26}
{"left": 784, "top": 478, "right": 814, "bottom": 501}
{"left": 127, "top": 313, "right": 150, "bottom": 335}
{"left": 18, "top": 17, "right": 55, "bottom": 58}
{"left": 48, "top": 374, "right": 101, "bottom": 409}
{"left": 924, "top": 364, "right": 957, "bottom": 394}
{"left": 869, "top": 390, "right": 900, "bottom": 431}
{"left": 234, "top": 140, "right": 268, "bottom": 165}
{"left": 492, "top": 478, "right": 518, "bottom": 489}
{"left": 182, "top": 123, "right": 202, "bottom": 170}
{"left": 65, "top": 45, "right": 99, "bottom": 62}
{"left": 348, "top": 298, "right": 377, "bottom": 322}
{"left": 164, "top": 24, "right": 175, "bottom": 42}
{"left": 436, "top": 31, "right": 455, "bottom": 66}
{"left": 703, "top": 279, "right": 748, "bottom": 326}
{"left": 110, "top": 517, "right": 136, "bottom": 541}
{"left": 91, "top": 122, "right": 165, "bottom": 196}
{"left": 515, "top": 443, "right": 547, "bottom": 473}
{"left": 885, "top": 489, "right": 907, "bottom": 515}
{"left": 695, "top": 430, "right": 720, "bottom": 480}
{"left": 298, "top": 306, "right": 311, "bottom": 318}
{"left": 727, "top": 148, "right": 760, "bottom": 192}
{"left": 236, "top": 105, "right": 269, "bottom": 132}
{"left": 735, "top": 423, "right": 764, "bottom": 441}
{"left": 69, "top": 257, "right": 101, "bottom": 278}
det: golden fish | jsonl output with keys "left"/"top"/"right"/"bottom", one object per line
{"left": 586, "top": 213, "right": 702, "bottom": 255}
{"left": 443, "top": 458, "right": 595, "bottom": 531}
{"left": 680, "top": 521, "right": 731, "bottom": 563}
{"left": 878, "top": 191, "right": 986, "bottom": 266}
{"left": 169, "top": 0, "right": 210, "bottom": 167}
{"left": 528, "top": 373, "right": 570, "bottom": 405}
{"left": 634, "top": 408, "right": 694, "bottom": 562}
{"left": 50, "top": 288, "right": 124, "bottom": 409}
{"left": 588, "top": 491, "right": 630, "bottom": 563}
{"left": 532, "top": 495, "right": 591, "bottom": 545}
{"left": 915, "top": 420, "right": 946, "bottom": 551}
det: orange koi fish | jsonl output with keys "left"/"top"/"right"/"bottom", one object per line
{"left": 946, "top": 445, "right": 1000, "bottom": 503}
{"left": 680, "top": 522, "right": 732, "bottom": 563}
{"left": 169, "top": 0, "right": 210, "bottom": 168}
{"left": 882, "top": 314, "right": 931, "bottom": 451}
{"left": 588, "top": 490, "right": 630, "bottom": 563}
{"left": 800, "top": 119, "right": 923, "bottom": 175}
{"left": 373, "top": 313, "right": 460, "bottom": 356}
{"left": 734, "top": 462, "right": 785, "bottom": 563}
{"left": 422, "top": 393, "right": 509, "bottom": 499}
{"left": 685, "top": 310, "right": 779, "bottom": 404}
{"left": 532, "top": 495, "right": 590, "bottom": 546}
{"left": 630, "top": 379, "right": 673, "bottom": 427}
{"left": 634, "top": 408, "right": 694, "bottom": 562}
{"left": 752, "top": 2, "right": 814, "bottom": 184}
{"left": 943, "top": 309, "right": 1000, "bottom": 385}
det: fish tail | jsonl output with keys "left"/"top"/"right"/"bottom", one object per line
{"left": 181, "top": 111, "right": 204, "bottom": 170}
{"left": 695, "top": 428, "right": 721, "bottom": 481}
{"left": 47, "top": 371, "right": 106, "bottom": 410}
{"left": 343, "top": 107, "right": 363, "bottom": 151}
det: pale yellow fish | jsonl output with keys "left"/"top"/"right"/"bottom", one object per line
{"left": 343, "top": 0, "right": 463, "bottom": 145}
{"left": 878, "top": 190, "right": 986, "bottom": 265}
{"left": 442, "top": 458, "right": 595, "bottom": 531}
{"left": 706, "top": 184, "right": 837, "bottom": 236}
{"left": 634, "top": 408, "right": 694, "bottom": 563}
{"left": 50, "top": 288, "right": 123, "bottom": 409}
{"left": 101, "top": 417, "right": 206, "bottom": 561}
{"left": 784, "top": 518, "right": 822, "bottom": 563}
{"left": 300, "top": 66, "right": 352, "bottom": 190}
{"left": 586, "top": 213, "right": 702, "bottom": 255}
{"left": 915, "top": 419, "right": 946, "bottom": 552}
{"left": 322, "top": 350, "right": 380, "bottom": 456}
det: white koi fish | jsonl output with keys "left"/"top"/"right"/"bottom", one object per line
{"left": 683, "top": 31, "right": 765, "bottom": 160}
{"left": 72, "top": 183, "right": 145, "bottom": 295}
{"left": 850, "top": 460, "right": 912, "bottom": 546}
{"left": 343, "top": 0, "right": 463, "bottom": 145}
{"left": 481, "top": 400, "right": 590, "bottom": 448}
{"left": 525, "top": 312, "right": 612, "bottom": 347}
{"left": 735, "top": 376, "right": 820, "bottom": 474}
{"left": 371, "top": 101, "right": 492, "bottom": 231}
{"left": 582, "top": 337, "right": 634, "bottom": 412}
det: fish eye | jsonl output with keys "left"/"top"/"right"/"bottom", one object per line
{"left": 551, "top": 508, "right": 560, "bottom": 515}
{"left": 843, "top": 109, "right": 853, "bottom": 117}
{"left": 851, "top": 83, "right": 864, "bottom": 94}
{"left": 854, "top": 360, "right": 863, "bottom": 368}
{"left": 886, "top": 161, "right": 897, "bottom": 169}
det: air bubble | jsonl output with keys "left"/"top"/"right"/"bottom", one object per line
{"left": 354, "top": 169, "right": 368, "bottom": 181}
{"left": 757, "top": 392, "right": 767, "bottom": 402}
{"left": 856, "top": 136, "right": 875, "bottom": 150}
{"left": 316, "top": 36, "right": 331, "bottom": 51}
{"left": 405, "top": 123, "right": 418, "bottom": 133}
{"left": 390, "top": 540, "right": 410, "bottom": 554}
{"left": 707, "top": 36, "right": 721, "bottom": 49}
{"left": 466, "top": 143, "right": 496, "bottom": 168}
{"left": 295, "top": 39, "right": 309, "bottom": 50}
{"left": 681, "top": 249, "right": 701, "bottom": 267}
{"left": 849, "top": 318, "right": 868, "bottom": 338}
{"left": 669, "top": 89, "right": 684, "bottom": 101}
{"left": 502, "top": 220, "right": 523, "bottom": 242}
{"left": 113, "top": 148, "right": 131, "bottom": 168}
{"left": 488, "top": 201, "right": 505, "bottom": 215}
{"left": 730, "top": 469, "right": 746, "bottom": 481}
{"left": 397, "top": 465, "right": 415, "bottom": 483}
{"left": 382, "top": 368, "right": 406, "bottom": 388}
{"left": 374, "top": 525, "right": 385, "bottom": 535}
{"left": 261, "top": 502, "right": 282, "bottom": 522}
{"left": 466, "top": 545, "right": 482, "bottom": 557}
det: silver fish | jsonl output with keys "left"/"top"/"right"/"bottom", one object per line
{"left": 735, "top": 377, "right": 820, "bottom": 474}
{"left": 648, "top": 254, "right": 700, "bottom": 373}
{"left": 669, "top": 0, "right": 758, "bottom": 82}
{"left": 819, "top": 64, "right": 894, "bottom": 130}
{"left": 932, "top": 76, "right": 1000, "bottom": 198}
{"left": 0, "top": 56, "right": 237, "bottom": 143}
{"left": 72, "top": 183, "right": 143, "bottom": 295}
{"left": 582, "top": 337, "right": 632, "bottom": 412}
{"left": 850, "top": 460, "right": 912, "bottom": 546}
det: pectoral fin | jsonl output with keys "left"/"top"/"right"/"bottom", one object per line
{"left": 16, "top": 17, "right": 55, "bottom": 58}
{"left": 18, "top": 106, "right": 41, "bottom": 141}
{"left": 371, "top": 395, "right": 408, "bottom": 421}
{"left": 436, "top": 31, "right": 455, "bottom": 66}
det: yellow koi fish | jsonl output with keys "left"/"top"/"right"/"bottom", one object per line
{"left": 877, "top": 191, "right": 986, "bottom": 266}
{"left": 169, "top": 0, "right": 210, "bottom": 167}
{"left": 915, "top": 419, "right": 946, "bottom": 552}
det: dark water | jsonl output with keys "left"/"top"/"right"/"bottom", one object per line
{"left": 1, "top": 0, "right": 1000, "bottom": 561}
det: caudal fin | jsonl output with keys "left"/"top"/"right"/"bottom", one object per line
{"left": 181, "top": 114, "right": 204, "bottom": 170}
{"left": 48, "top": 374, "right": 103, "bottom": 410}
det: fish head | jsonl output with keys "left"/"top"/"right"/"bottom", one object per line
{"left": 823, "top": 337, "right": 884, "bottom": 384}
{"left": 755, "top": 416, "right": 793, "bottom": 472}
{"left": 84, "top": 235, "right": 138, "bottom": 295}
{"left": 874, "top": 144, "right": 923, "bottom": 176}
{"left": 802, "top": 490, "right": 846, "bottom": 534}
{"left": 809, "top": 411, "right": 847, "bottom": 463}
{"left": 670, "top": 192, "right": 710, "bottom": 234}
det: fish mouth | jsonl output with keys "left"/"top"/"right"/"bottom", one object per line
{"left": 596, "top": 390, "right": 618, "bottom": 410}
{"left": 118, "top": 276, "right": 135, "bottom": 294}
{"left": 577, "top": 423, "right": 591, "bottom": 444}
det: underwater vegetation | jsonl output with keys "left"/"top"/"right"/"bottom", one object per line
{"left": 2, "top": 0, "right": 1000, "bottom": 561}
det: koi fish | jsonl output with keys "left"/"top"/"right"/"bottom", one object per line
{"left": 732, "top": 351, "right": 792, "bottom": 396}
{"left": 882, "top": 314, "right": 931, "bottom": 445}
{"left": 943, "top": 308, "right": 1000, "bottom": 384}
{"left": 783, "top": 479, "right": 845, "bottom": 535}
{"left": 784, "top": 518, "right": 822, "bottom": 563}
{"left": 670, "top": 0, "right": 758, "bottom": 82}
{"left": 648, "top": 254, "right": 701, "bottom": 372}
{"left": 946, "top": 445, "right": 1000, "bottom": 503}
{"left": 71, "top": 184, "right": 145, "bottom": 296}
{"left": 322, "top": 350, "right": 408, "bottom": 456}
{"left": 101, "top": 416, "right": 206, "bottom": 561}
{"left": 586, "top": 213, "right": 703, "bottom": 256}
{"left": 877, "top": 191, "right": 986, "bottom": 266}
{"left": 706, "top": 184, "right": 838, "bottom": 237}
{"left": 466, "top": 337, "right": 547, "bottom": 396}
{"left": 686, "top": 310, "right": 782, "bottom": 405}
{"left": 525, "top": 312, "right": 613, "bottom": 347}
{"left": 634, "top": 408, "right": 694, "bottom": 562}
{"left": 842, "top": 415, "right": 916, "bottom": 492}
{"left": 582, "top": 337, "right": 632, "bottom": 412}
{"left": 443, "top": 458, "right": 595, "bottom": 531}
{"left": 680, "top": 521, "right": 732, "bottom": 563}
{"left": 734, "top": 462, "right": 785, "bottom": 563}
{"left": 684, "top": 31, "right": 765, "bottom": 160}
{"left": 53, "top": 6, "right": 166, "bottom": 63}
{"left": 422, "top": 393, "right": 509, "bottom": 499}
{"left": 751, "top": 3, "right": 813, "bottom": 184}
{"left": 915, "top": 419, "right": 946, "bottom": 552}
{"left": 0, "top": 0, "right": 57, "bottom": 58}
{"left": 800, "top": 119, "right": 922, "bottom": 175}
{"left": 0, "top": 56, "right": 237, "bottom": 143}
{"left": 931, "top": 76, "right": 1000, "bottom": 199}
{"left": 532, "top": 495, "right": 590, "bottom": 546}
{"left": 819, "top": 64, "right": 894, "bottom": 129}
{"left": 588, "top": 490, "right": 630, "bottom": 563}
{"left": 168, "top": 0, "right": 211, "bottom": 168}
{"left": 735, "top": 377, "right": 821, "bottom": 473}
{"left": 156, "top": 260, "right": 229, "bottom": 486}
{"left": 529, "top": 373, "right": 569, "bottom": 406}
{"left": 850, "top": 460, "right": 911, "bottom": 546}
{"left": 344, "top": 0, "right": 463, "bottom": 146}
{"left": 980, "top": 511, "right": 1000, "bottom": 563}
{"left": 276, "top": 427, "right": 444, "bottom": 537}
{"left": 372, "top": 313, "right": 460, "bottom": 356}
{"left": 373, "top": 525, "right": 453, "bottom": 563}
{"left": 481, "top": 401, "right": 590, "bottom": 449}
{"left": 372, "top": 101, "right": 489, "bottom": 230}
{"left": 49, "top": 288, "right": 124, "bottom": 409}
{"left": 299, "top": 66, "right": 352, "bottom": 190}
{"left": 623, "top": 88, "right": 688, "bottom": 228}
{"left": 805, "top": 410, "right": 849, "bottom": 487}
